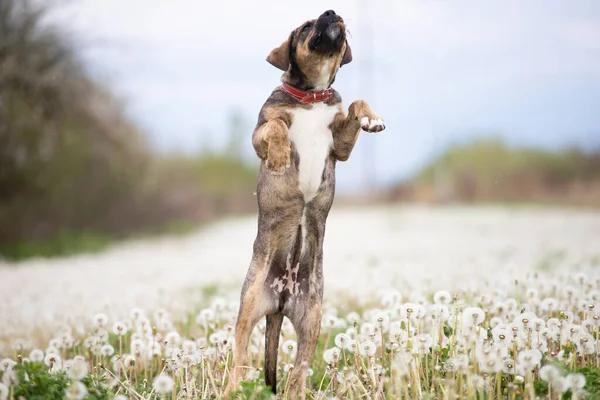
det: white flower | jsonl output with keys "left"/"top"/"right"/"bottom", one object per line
{"left": 322, "top": 314, "right": 338, "bottom": 329}
{"left": 517, "top": 349, "right": 542, "bottom": 370}
{"left": 462, "top": 307, "right": 485, "bottom": 327}
{"left": 489, "top": 317, "right": 504, "bottom": 329}
{"left": 96, "top": 329, "right": 109, "bottom": 343}
{"left": 345, "top": 340, "right": 359, "bottom": 353}
{"left": 539, "top": 364, "right": 562, "bottom": 382}
{"left": 429, "top": 304, "right": 450, "bottom": 322}
{"left": 434, "top": 290, "right": 452, "bottom": 304}
{"left": 93, "top": 313, "right": 109, "bottom": 329}
{"left": 334, "top": 333, "right": 351, "bottom": 349}
{"left": 400, "top": 303, "right": 425, "bottom": 320}
{"left": 100, "top": 344, "right": 115, "bottom": 357}
{"left": 0, "top": 383, "right": 8, "bottom": 400}
{"left": 153, "top": 374, "right": 175, "bottom": 394}
{"left": 165, "top": 331, "right": 181, "bottom": 346}
{"left": 381, "top": 290, "right": 402, "bottom": 308}
{"left": 565, "top": 373, "right": 586, "bottom": 391}
{"left": 112, "top": 322, "right": 128, "bottom": 336}
{"left": 346, "top": 312, "right": 361, "bottom": 325}
{"left": 29, "top": 349, "right": 44, "bottom": 363}
{"left": 323, "top": 347, "right": 341, "bottom": 364}
{"left": 196, "top": 309, "right": 215, "bottom": 325}
{"left": 67, "top": 359, "right": 89, "bottom": 381}
{"left": 479, "top": 356, "right": 503, "bottom": 374}
{"left": 359, "top": 340, "right": 377, "bottom": 357}
{"left": 392, "top": 349, "right": 412, "bottom": 377}
{"left": 1, "top": 369, "right": 18, "bottom": 387}
{"left": 412, "top": 334, "right": 433, "bottom": 354}
{"left": 123, "top": 355, "right": 136, "bottom": 369}
{"left": 246, "top": 368, "right": 260, "bottom": 381}
{"left": 372, "top": 311, "right": 390, "bottom": 331}
{"left": 282, "top": 340, "right": 297, "bottom": 357}
{"left": 182, "top": 340, "right": 197, "bottom": 354}
{"left": 131, "top": 339, "right": 145, "bottom": 354}
{"left": 65, "top": 381, "right": 88, "bottom": 400}
{"left": 130, "top": 307, "right": 145, "bottom": 321}
{"left": 0, "top": 359, "right": 15, "bottom": 372}
{"left": 360, "top": 322, "right": 375, "bottom": 336}
{"left": 44, "top": 353, "right": 62, "bottom": 368}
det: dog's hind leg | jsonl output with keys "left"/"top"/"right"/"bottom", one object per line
{"left": 227, "top": 260, "right": 273, "bottom": 393}
{"left": 286, "top": 301, "right": 322, "bottom": 400}
{"left": 264, "top": 311, "right": 284, "bottom": 393}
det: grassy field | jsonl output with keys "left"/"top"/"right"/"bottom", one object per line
{"left": 0, "top": 269, "right": 599, "bottom": 399}
{"left": 1, "top": 206, "right": 599, "bottom": 399}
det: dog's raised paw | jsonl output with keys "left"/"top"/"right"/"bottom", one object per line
{"left": 266, "top": 160, "right": 290, "bottom": 175}
{"left": 360, "top": 116, "right": 386, "bottom": 133}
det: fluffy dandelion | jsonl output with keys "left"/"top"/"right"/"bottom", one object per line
{"left": 323, "top": 347, "right": 341, "bottom": 364}
{"left": 67, "top": 359, "right": 89, "bottom": 381}
{"left": 65, "top": 381, "right": 88, "bottom": 400}
{"left": 0, "top": 359, "right": 15, "bottom": 372}
{"left": 44, "top": 353, "right": 61, "bottom": 368}
{"left": 29, "top": 349, "right": 44, "bottom": 363}
{"left": 0, "top": 383, "right": 8, "bottom": 400}
{"left": 100, "top": 344, "right": 115, "bottom": 357}
{"left": 517, "top": 349, "right": 542, "bottom": 369}
{"left": 282, "top": 340, "right": 297, "bottom": 358}
{"left": 565, "top": 373, "right": 586, "bottom": 392}
{"left": 152, "top": 374, "right": 175, "bottom": 394}
{"left": 112, "top": 322, "right": 128, "bottom": 336}
{"left": 334, "top": 333, "right": 351, "bottom": 349}
{"left": 93, "top": 313, "right": 109, "bottom": 329}
{"left": 433, "top": 290, "right": 452, "bottom": 304}
{"left": 539, "top": 364, "right": 562, "bottom": 382}
{"left": 1, "top": 369, "right": 18, "bottom": 387}
{"left": 359, "top": 340, "right": 377, "bottom": 357}
{"left": 462, "top": 307, "right": 485, "bottom": 327}
{"left": 196, "top": 309, "right": 215, "bottom": 326}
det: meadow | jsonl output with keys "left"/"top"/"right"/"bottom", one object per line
{"left": 1, "top": 206, "right": 599, "bottom": 399}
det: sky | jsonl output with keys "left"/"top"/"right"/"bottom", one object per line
{"left": 44, "top": 0, "right": 600, "bottom": 193}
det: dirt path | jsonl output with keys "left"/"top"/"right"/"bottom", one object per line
{"left": 1, "top": 205, "right": 599, "bottom": 343}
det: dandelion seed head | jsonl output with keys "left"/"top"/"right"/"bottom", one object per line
{"left": 434, "top": 290, "right": 452, "bottom": 305}
{"left": 323, "top": 347, "right": 341, "bottom": 364}
{"left": 112, "top": 322, "right": 128, "bottom": 336}
{"left": 359, "top": 340, "right": 376, "bottom": 357}
{"left": 282, "top": 340, "right": 297, "bottom": 357}
{"left": 67, "top": 359, "right": 88, "bottom": 381}
{"left": 0, "top": 359, "right": 15, "bottom": 372}
{"left": 93, "top": 313, "right": 108, "bottom": 329}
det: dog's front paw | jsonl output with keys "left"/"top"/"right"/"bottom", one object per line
{"left": 360, "top": 115, "right": 385, "bottom": 133}
{"left": 266, "top": 135, "right": 291, "bottom": 175}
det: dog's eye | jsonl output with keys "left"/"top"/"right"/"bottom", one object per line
{"left": 302, "top": 24, "right": 311, "bottom": 32}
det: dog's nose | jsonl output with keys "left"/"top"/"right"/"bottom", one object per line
{"left": 319, "top": 10, "right": 342, "bottom": 24}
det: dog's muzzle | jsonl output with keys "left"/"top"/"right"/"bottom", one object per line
{"left": 311, "top": 10, "right": 345, "bottom": 52}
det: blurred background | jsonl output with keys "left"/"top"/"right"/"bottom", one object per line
{"left": 1, "top": 0, "right": 599, "bottom": 261}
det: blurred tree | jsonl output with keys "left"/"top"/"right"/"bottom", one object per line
{"left": 224, "top": 108, "right": 248, "bottom": 161}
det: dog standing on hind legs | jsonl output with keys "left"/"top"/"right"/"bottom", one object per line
{"left": 226, "top": 10, "right": 385, "bottom": 399}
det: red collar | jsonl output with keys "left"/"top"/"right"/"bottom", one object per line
{"left": 280, "top": 82, "right": 332, "bottom": 104}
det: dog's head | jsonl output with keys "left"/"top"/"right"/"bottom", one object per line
{"left": 266, "top": 10, "right": 352, "bottom": 90}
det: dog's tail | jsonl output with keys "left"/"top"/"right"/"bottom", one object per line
{"left": 265, "top": 312, "right": 284, "bottom": 393}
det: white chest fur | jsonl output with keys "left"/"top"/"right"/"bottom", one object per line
{"left": 288, "top": 103, "right": 337, "bottom": 202}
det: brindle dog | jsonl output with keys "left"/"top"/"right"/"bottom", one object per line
{"left": 227, "top": 10, "right": 385, "bottom": 399}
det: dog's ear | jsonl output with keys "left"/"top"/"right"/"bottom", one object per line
{"left": 341, "top": 41, "right": 353, "bottom": 67}
{"left": 266, "top": 33, "right": 293, "bottom": 71}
